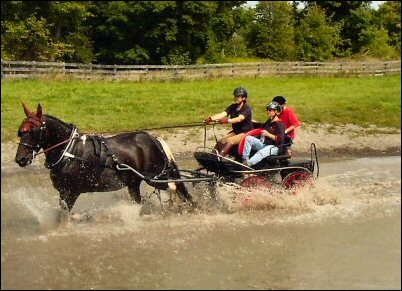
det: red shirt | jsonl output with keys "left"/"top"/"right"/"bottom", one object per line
{"left": 280, "top": 106, "right": 301, "bottom": 140}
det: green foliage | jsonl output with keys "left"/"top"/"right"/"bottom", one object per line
{"left": 359, "top": 27, "right": 398, "bottom": 60}
{"left": 197, "top": 38, "right": 225, "bottom": 64}
{"left": 1, "top": 1, "right": 400, "bottom": 64}
{"left": 161, "top": 48, "right": 192, "bottom": 65}
{"left": 245, "top": 1, "right": 296, "bottom": 60}
{"left": 295, "top": 5, "right": 342, "bottom": 61}
{"left": 63, "top": 33, "right": 95, "bottom": 63}
{"left": 222, "top": 33, "right": 250, "bottom": 58}
{"left": 377, "top": 1, "right": 401, "bottom": 54}
{"left": 87, "top": 1, "right": 245, "bottom": 64}
{"left": 305, "top": 1, "right": 370, "bottom": 22}
{"left": 1, "top": 16, "right": 62, "bottom": 61}
{"left": 1, "top": 1, "right": 94, "bottom": 62}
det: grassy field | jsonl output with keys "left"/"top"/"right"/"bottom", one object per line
{"left": 2, "top": 74, "right": 401, "bottom": 142}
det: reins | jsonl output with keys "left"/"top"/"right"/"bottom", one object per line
{"left": 135, "top": 122, "right": 208, "bottom": 131}
{"left": 32, "top": 136, "right": 80, "bottom": 157}
{"left": 94, "top": 121, "right": 221, "bottom": 135}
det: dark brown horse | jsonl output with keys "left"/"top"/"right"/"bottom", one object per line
{"left": 15, "top": 103, "right": 195, "bottom": 215}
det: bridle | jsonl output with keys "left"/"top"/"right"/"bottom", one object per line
{"left": 18, "top": 119, "right": 46, "bottom": 157}
{"left": 18, "top": 118, "right": 80, "bottom": 166}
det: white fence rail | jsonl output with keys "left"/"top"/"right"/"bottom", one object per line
{"left": 1, "top": 60, "right": 400, "bottom": 81}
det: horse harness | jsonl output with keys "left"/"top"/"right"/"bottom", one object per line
{"left": 28, "top": 125, "right": 178, "bottom": 182}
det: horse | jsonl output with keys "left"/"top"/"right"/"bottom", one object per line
{"left": 14, "top": 102, "right": 195, "bottom": 216}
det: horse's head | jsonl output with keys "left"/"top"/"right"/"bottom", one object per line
{"left": 15, "top": 102, "right": 46, "bottom": 167}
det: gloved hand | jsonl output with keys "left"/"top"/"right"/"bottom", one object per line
{"left": 204, "top": 117, "right": 213, "bottom": 124}
{"left": 219, "top": 117, "right": 229, "bottom": 124}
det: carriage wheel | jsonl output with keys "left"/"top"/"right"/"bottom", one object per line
{"left": 282, "top": 171, "right": 314, "bottom": 193}
{"left": 240, "top": 175, "right": 272, "bottom": 192}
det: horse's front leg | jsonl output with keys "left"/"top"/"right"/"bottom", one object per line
{"left": 58, "top": 190, "right": 80, "bottom": 221}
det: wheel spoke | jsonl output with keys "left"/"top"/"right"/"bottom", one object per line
{"left": 241, "top": 176, "right": 271, "bottom": 191}
{"left": 282, "top": 171, "right": 313, "bottom": 193}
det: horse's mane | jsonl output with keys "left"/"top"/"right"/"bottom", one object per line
{"left": 44, "top": 114, "right": 77, "bottom": 132}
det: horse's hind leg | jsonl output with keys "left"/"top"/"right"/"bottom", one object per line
{"left": 174, "top": 182, "right": 197, "bottom": 207}
{"left": 127, "top": 179, "right": 142, "bottom": 204}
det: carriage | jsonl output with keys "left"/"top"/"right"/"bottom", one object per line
{"left": 192, "top": 124, "right": 319, "bottom": 192}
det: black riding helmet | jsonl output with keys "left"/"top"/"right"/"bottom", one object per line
{"left": 233, "top": 87, "right": 248, "bottom": 98}
{"left": 266, "top": 101, "right": 283, "bottom": 113}
{"left": 272, "top": 95, "right": 287, "bottom": 105}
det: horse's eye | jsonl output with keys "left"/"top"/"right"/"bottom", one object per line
{"left": 18, "top": 129, "right": 28, "bottom": 137}
{"left": 32, "top": 127, "right": 42, "bottom": 139}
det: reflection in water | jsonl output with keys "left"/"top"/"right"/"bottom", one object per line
{"left": 1, "top": 156, "right": 401, "bottom": 289}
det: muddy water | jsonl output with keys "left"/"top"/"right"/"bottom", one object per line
{"left": 1, "top": 155, "right": 401, "bottom": 290}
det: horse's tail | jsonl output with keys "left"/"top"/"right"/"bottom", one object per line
{"left": 156, "top": 137, "right": 176, "bottom": 163}
{"left": 156, "top": 137, "right": 195, "bottom": 205}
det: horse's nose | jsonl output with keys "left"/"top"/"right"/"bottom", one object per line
{"left": 15, "top": 156, "right": 29, "bottom": 167}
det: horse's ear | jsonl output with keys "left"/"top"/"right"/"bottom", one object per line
{"left": 36, "top": 104, "right": 43, "bottom": 119}
{"left": 22, "top": 101, "right": 32, "bottom": 117}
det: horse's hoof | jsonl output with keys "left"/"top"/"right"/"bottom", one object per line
{"left": 70, "top": 211, "right": 92, "bottom": 222}
{"left": 57, "top": 209, "right": 70, "bottom": 223}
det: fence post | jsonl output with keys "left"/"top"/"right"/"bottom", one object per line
{"left": 384, "top": 61, "right": 388, "bottom": 75}
{"left": 144, "top": 65, "right": 149, "bottom": 81}
{"left": 32, "top": 61, "right": 36, "bottom": 76}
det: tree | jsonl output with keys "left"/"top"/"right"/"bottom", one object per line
{"left": 207, "top": 1, "right": 248, "bottom": 60}
{"left": 359, "top": 27, "right": 396, "bottom": 59}
{"left": 295, "top": 5, "right": 341, "bottom": 61}
{"left": 303, "top": 1, "right": 371, "bottom": 55}
{"left": 1, "top": 1, "right": 94, "bottom": 62}
{"left": 47, "top": 1, "right": 94, "bottom": 62}
{"left": 245, "top": 1, "right": 296, "bottom": 60}
{"left": 377, "top": 1, "right": 401, "bottom": 55}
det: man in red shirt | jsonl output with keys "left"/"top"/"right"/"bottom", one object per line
{"left": 272, "top": 96, "right": 301, "bottom": 156}
{"left": 272, "top": 96, "right": 301, "bottom": 141}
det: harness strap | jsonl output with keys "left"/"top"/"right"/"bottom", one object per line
{"left": 46, "top": 127, "right": 80, "bottom": 168}
{"left": 88, "top": 136, "right": 111, "bottom": 167}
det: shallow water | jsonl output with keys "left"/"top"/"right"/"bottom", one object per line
{"left": 1, "top": 155, "right": 401, "bottom": 290}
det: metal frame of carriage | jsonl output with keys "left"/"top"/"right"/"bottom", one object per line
{"left": 189, "top": 123, "right": 320, "bottom": 191}
{"left": 192, "top": 142, "right": 319, "bottom": 191}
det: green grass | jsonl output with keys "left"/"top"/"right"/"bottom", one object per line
{"left": 2, "top": 74, "right": 401, "bottom": 142}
